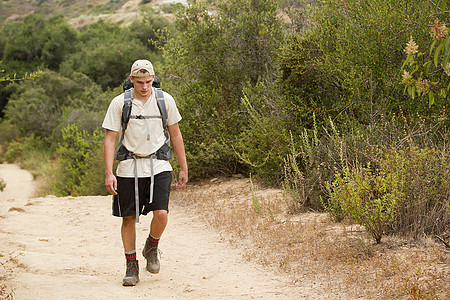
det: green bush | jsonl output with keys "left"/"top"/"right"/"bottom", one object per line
{"left": 2, "top": 136, "right": 51, "bottom": 178}
{"left": 235, "top": 0, "right": 444, "bottom": 201}
{"left": 175, "top": 83, "right": 244, "bottom": 179}
{"left": 329, "top": 163, "right": 400, "bottom": 243}
{"left": 71, "top": 142, "right": 108, "bottom": 196}
{"left": 0, "top": 178, "right": 6, "bottom": 191}
{"left": 236, "top": 80, "right": 293, "bottom": 185}
{"left": 0, "top": 119, "right": 19, "bottom": 146}
{"left": 279, "top": 0, "right": 441, "bottom": 134}
{"left": 52, "top": 124, "right": 106, "bottom": 196}
{"left": 60, "top": 19, "right": 158, "bottom": 90}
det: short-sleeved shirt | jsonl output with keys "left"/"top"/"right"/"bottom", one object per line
{"left": 102, "top": 88, "right": 182, "bottom": 178}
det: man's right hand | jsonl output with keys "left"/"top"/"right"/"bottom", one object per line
{"left": 105, "top": 173, "right": 118, "bottom": 195}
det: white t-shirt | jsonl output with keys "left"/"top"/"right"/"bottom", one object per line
{"left": 102, "top": 88, "right": 182, "bottom": 178}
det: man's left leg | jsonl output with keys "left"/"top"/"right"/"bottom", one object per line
{"left": 142, "top": 210, "right": 168, "bottom": 273}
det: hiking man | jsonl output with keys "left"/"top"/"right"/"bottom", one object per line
{"left": 102, "top": 59, "right": 188, "bottom": 286}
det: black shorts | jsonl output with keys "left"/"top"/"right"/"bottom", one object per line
{"left": 112, "top": 171, "right": 172, "bottom": 217}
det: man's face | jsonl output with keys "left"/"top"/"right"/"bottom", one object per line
{"left": 130, "top": 74, "right": 155, "bottom": 99}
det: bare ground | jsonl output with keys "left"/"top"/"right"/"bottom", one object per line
{"left": 0, "top": 164, "right": 448, "bottom": 299}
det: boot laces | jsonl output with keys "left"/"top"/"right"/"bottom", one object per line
{"left": 126, "top": 260, "right": 138, "bottom": 277}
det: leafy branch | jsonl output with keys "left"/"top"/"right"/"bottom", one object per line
{"left": 401, "top": 9, "right": 450, "bottom": 107}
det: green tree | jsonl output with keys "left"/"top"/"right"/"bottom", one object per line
{"left": 3, "top": 70, "right": 102, "bottom": 138}
{"left": 128, "top": 11, "right": 177, "bottom": 52}
{"left": 1, "top": 14, "right": 78, "bottom": 75}
{"left": 161, "top": 0, "right": 284, "bottom": 178}
{"left": 238, "top": 0, "right": 448, "bottom": 195}
{"left": 60, "top": 20, "right": 159, "bottom": 90}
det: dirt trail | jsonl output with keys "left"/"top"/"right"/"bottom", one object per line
{"left": 0, "top": 164, "right": 326, "bottom": 299}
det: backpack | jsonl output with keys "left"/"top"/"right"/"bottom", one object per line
{"left": 114, "top": 76, "right": 171, "bottom": 161}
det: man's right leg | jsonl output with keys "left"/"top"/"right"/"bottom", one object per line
{"left": 122, "top": 215, "right": 139, "bottom": 286}
{"left": 122, "top": 215, "right": 136, "bottom": 252}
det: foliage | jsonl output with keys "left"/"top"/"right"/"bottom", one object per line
{"left": 282, "top": 121, "right": 335, "bottom": 211}
{"left": 162, "top": 0, "right": 285, "bottom": 178}
{"left": 401, "top": 11, "right": 450, "bottom": 106}
{"left": 282, "top": 133, "right": 307, "bottom": 213}
{"left": 0, "top": 13, "right": 168, "bottom": 92}
{"left": 248, "top": 0, "right": 450, "bottom": 216}
{"left": 128, "top": 11, "right": 177, "bottom": 52}
{"left": 1, "top": 14, "right": 78, "bottom": 75}
{"left": 52, "top": 124, "right": 107, "bottom": 196}
{"left": 236, "top": 0, "right": 444, "bottom": 202}
{"left": 280, "top": 0, "right": 438, "bottom": 130}
{"left": 329, "top": 163, "right": 400, "bottom": 244}
{"left": 173, "top": 83, "right": 242, "bottom": 179}
{"left": 0, "top": 119, "right": 19, "bottom": 146}
{"left": 60, "top": 19, "right": 157, "bottom": 90}
{"left": 0, "top": 178, "right": 5, "bottom": 192}
{"left": 2, "top": 136, "right": 51, "bottom": 179}
{"left": 236, "top": 80, "right": 293, "bottom": 184}
{"left": 4, "top": 70, "right": 103, "bottom": 138}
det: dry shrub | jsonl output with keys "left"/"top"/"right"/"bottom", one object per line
{"left": 383, "top": 147, "right": 450, "bottom": 238}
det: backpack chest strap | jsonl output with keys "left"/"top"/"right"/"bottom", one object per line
{"left": 130, "top": 115, "right": 162, "bottom": 119}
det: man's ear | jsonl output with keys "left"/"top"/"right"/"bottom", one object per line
{"left": 129, "top": 75, "right": 133, "bottom": 83}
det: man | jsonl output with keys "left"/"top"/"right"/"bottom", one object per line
{"left": 103, "top": 59, "right": 188, "bottom": 286}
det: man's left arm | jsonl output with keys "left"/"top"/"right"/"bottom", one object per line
{"left": 168, "top": 123, "right": 188, "bottom": 189}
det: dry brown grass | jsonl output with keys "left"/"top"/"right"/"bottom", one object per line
{"left": 172, "top": 176, "right": 450, "bottom": 299}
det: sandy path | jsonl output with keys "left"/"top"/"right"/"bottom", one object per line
{"left": 0, "top": 164, "right": 322, "bottom": 299}
{"left": 0, "top": 164, "right": 35, "bottom": 212}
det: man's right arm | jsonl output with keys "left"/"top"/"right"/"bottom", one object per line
{"left": 104, "top": 129, "right": 118, "bottom": 195}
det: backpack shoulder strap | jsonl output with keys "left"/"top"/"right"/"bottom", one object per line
{"left": 122, "top": 88, "right": 133, "bottom": 132}
{"left": 115, "top": 88, "right": 133, "bottom": 161}
{"left": 154, "top": 88, "right": 170, "bottom": 141}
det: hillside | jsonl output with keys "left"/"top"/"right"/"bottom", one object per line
{"left": 0, "top": 0, "right": 187, "bottom": 26}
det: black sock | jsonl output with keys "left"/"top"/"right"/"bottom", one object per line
{"left": 125, "top": 250, "right": 137, "bottom": 261}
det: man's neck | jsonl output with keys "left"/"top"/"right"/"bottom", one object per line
{"left": 133, "top": 89, "right": 153, "bottom": 104}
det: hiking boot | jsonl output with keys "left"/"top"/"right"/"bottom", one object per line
{"left": 122, "top": 260, "right": 139, "bottom": 286}
{"left": 142, "top": 239, "right": 160, "bottom": 273}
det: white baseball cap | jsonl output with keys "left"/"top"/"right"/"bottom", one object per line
{"left": 130, "top": 59, "right": 155, "bottom": 77}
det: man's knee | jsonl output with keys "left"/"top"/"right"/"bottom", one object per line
{"left": 153, "top": 210, "right": 168, "bottom": 223}
{"left": 122, "top": 215, "right": 136, "bottom": 226}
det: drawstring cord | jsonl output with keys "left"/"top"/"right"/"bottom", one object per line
{"left": 131, "top": 154, "right": 155, "bottom": 223}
